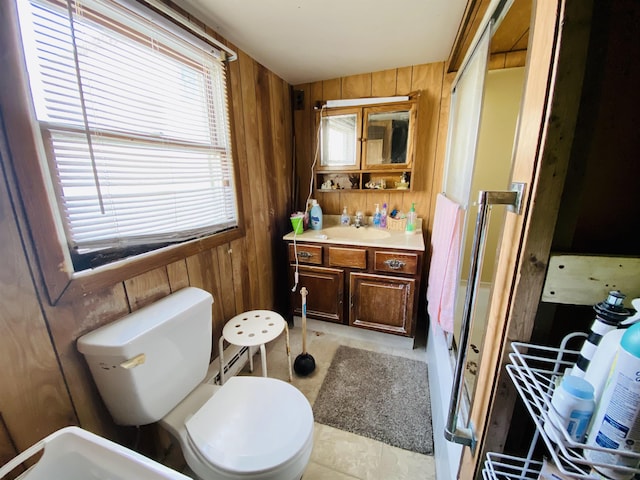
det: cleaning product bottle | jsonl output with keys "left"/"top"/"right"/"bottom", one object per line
{"left": 584, "top": 321, "right": 640, "bottom": 479}
{"left": 584, "top": 297, "right": 640, "bottom": 405}
{"left": 543, "top": 375, "right": 595, "bottom": 443}
{"left": 340, "top": 206, "right": 350, "bottom": 226}
{"left": 373, "top": 204, "right": 381, "bottom": 227}
{"left": 571, "top": 290, "right": 633, "bottom": 378}
{"left": 309, "top": 199, "right": 323, "bottom": 230}
{"left": 380, "top": 203, "right": 388, "bottom": 228}
{"left": 405, "top": 202, "right": 417, "bottom": 234}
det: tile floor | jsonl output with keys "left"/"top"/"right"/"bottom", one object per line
{"left": 238, "top": 318, "right": 437, "bottom": 480}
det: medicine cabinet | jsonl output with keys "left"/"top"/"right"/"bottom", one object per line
{"left": 316, "top": 99, "right": 418, "bottom": 192}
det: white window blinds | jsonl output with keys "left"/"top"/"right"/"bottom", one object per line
{"left": 17, "top": 0, "right": 237, "bottom": 258}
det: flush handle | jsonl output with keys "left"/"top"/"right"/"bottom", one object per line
{"left": 120, "top": 353, "right": 146, "bottom": 369}
{"left": 384, "top": 259, "right": 406, "bottom": 270}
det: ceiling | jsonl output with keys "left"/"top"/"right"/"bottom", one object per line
{"left": 170, "top": 0, "right": 469, "bottom": 85}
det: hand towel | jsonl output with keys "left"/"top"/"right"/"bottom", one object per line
{"left": 426, "top": 193, "right": 464, "bottom": 333}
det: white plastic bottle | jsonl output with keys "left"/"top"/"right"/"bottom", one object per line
{"left": 584, "top": 321, "right": 640, "bottom": 479}
{"left": 584, "top": 299, "right": 640, "bottom": 404}
{"left": 543, "top": 375, "right": 595, "bottom": 443}
{"left": 340, "top": 206, "right": 350, "bottom": 226}
{"left": 309, "top": 199, "right": 323, "bottom": 230}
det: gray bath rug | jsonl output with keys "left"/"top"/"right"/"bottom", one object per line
{"left": 313, "top": 345, "right": 433, "bottom": 455}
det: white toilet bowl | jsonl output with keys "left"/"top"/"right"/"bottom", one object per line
{"left": 160, "top": 377, "right": 314, "bottom": 480}
{"left": 77, "top": 288, "right": 314, "bottom": 480}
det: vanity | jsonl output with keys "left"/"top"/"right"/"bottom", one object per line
{"left": 283, "top": 216, "right": 424, "bottom": 339}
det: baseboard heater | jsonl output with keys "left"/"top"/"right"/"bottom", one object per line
{"left": 204, "top": 344, "right": 253, "bottom": 385}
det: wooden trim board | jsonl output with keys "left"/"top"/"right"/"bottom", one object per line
{"left": 542, "top": 254, "right": 640, "bottom": 305}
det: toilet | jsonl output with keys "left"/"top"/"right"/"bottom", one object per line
{"left": 77, "top": 287, "right": 314, "bottom": 480}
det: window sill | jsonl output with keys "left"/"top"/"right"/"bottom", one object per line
{"left": 53, "top": 227, "right": 244, "bottom": 305}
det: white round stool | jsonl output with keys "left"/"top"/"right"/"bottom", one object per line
{"left": 218, "top": 310, "right": 292, "bottom": 384}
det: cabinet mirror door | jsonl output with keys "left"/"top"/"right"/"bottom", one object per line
{"left": 320, "top": 108, "right": 362, "bottom": 168}
{"left": 363, "top": 105, "right": 415, "bottom": 168}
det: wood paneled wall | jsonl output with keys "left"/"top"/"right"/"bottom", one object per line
{"left": 293, "top": 64, "right": 451, "bottom": 240}
{"left": 0, "top": 2, "right": 293, "bottom": 466}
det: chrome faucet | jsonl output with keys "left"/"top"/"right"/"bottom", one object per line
{"left": 354, "top": 211, "right": 365, "bottom": 228}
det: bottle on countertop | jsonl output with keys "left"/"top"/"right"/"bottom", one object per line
{"left": 309, "top": 199, "right": 323, "bottom": 230}
{"left": 380, "top": 203, "right": 388, "bottom": 229}
{"left": 340, "top": 206, "right": 350, "bottom": 226}
{"left": 373, "top": 204, "right": 381, "bottom": 227}
{"left": 405, "top": 202, "right": 417, "bottom": 234}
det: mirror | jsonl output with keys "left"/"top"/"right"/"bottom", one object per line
{"left": 364, "top": 109, "right": 411, "bottom": 165}
{"left": 320, "top": 111, "right": 360, "bottom": 168}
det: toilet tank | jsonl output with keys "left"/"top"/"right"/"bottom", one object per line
{"left": 77, "top": 287, "right": 213, "bottom": 426}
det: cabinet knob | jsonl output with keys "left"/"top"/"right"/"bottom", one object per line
{"left": 384, "top": 259, "right": 406, "bottom": 270}
{"left": 297, "top": 251, "right": 314, "bottom": 259}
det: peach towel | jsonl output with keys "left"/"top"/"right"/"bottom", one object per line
{"left": 427, "top": 193, "right": 463, "bottom": 333}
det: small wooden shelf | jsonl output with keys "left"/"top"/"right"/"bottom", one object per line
{"left": 316, "top": 170, "right": 411, "bottom": 192}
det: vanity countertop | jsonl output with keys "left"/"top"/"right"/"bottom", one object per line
{"left": 283, "top": 216, "right": 425, "bottom": 252}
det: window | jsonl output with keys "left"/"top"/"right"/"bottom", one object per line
{"left": 16, "top": 0, "right": 237, "bottom": 270}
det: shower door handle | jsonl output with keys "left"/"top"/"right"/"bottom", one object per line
{"left": 444, "top": 183, "right": 525, "bottom": 452}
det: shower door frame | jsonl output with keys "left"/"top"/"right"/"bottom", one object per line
{"left": 455, "top": 0, "right": 595, "bottom": 478}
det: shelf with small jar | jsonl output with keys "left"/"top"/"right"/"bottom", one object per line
{"left": 501, "top": 332, "right": 640, "bottom": 479}
{"left": 316, "top": 170, "right": 411, "bottom": 192}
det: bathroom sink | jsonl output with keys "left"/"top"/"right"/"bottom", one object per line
{"left": 0, "top": 426, "right": 190, "bottom": 480}
{"left": 321, "top": 226, "right": 391, "bottom": 241}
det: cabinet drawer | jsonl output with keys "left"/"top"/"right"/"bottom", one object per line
{"left": 328, "top": 247, "right": 367, "bottom": 269}
{"left": 374, "top": 251, "right": 419, "bottom": 275}
{"left": 288, "top": 243, "right": 323, "bottom": 265}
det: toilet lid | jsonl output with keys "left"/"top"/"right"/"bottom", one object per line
{"left": 185, "top": 376, "right": 313, "bottom": 473}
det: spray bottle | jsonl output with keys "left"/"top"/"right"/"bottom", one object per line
{"left": 373, "top": 204, "right": 381, "bottom": 227}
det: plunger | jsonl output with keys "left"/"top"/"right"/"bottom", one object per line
{"left": 294, "top": 287, "right": 316, "bottom": 376}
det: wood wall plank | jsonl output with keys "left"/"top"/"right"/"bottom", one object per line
{"left": 0, "top": 152, "right": 77, "bottom": 451}
{"left": 342, "top": 73, "right": 372, "bottom": 98}
{"left": 323, "top": 78, "right": 341, "bottom": 101}
{"left": 396, "top": 66, "right": 413, "bottom": 94}
{"left": 167, "top": 260, "right": 189, "bottom": 292}
{"left": 216, "top": 244, "right": 237, "bottom": 319}
{"left": 371, "top": 69, "right": 397, "bottom": 97}
{"left": 124, "top": 268, "right": 171, "bottom": 311}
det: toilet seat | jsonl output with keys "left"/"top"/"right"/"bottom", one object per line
{"left": 185, "top": 376, "right": 314, "bottom": 475}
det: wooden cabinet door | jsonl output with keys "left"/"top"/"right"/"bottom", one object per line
{"left": 290, "top": 265, "right": 344, "bottom": 324}
{"left": 349, "top": 273, "right": 415, "bottom": 336}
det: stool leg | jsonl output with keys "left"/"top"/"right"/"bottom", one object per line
{"left": 218, "top": 336, "right": 226, "bottom": 385}
{"left": 259, "top": 343, "right": 268, "bottom": 377}
{"left": 284, "top": 323, "right": 292, "bottom": 382}
{"left": 248, "top": 346, "right": 254, "bottom": 372}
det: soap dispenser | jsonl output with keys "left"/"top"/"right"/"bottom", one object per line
{"left": 373, "top": 204, "right": 381, "bottom": 227}
{"left": 405, "top": 202, "right": 417, "bottom": 234}
{"left": 340, "top": 206, "right": 350, "bottom": 226}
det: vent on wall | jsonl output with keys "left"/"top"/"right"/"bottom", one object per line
{"left": 204, "top": 344, "right": 253, "bottom": 385}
